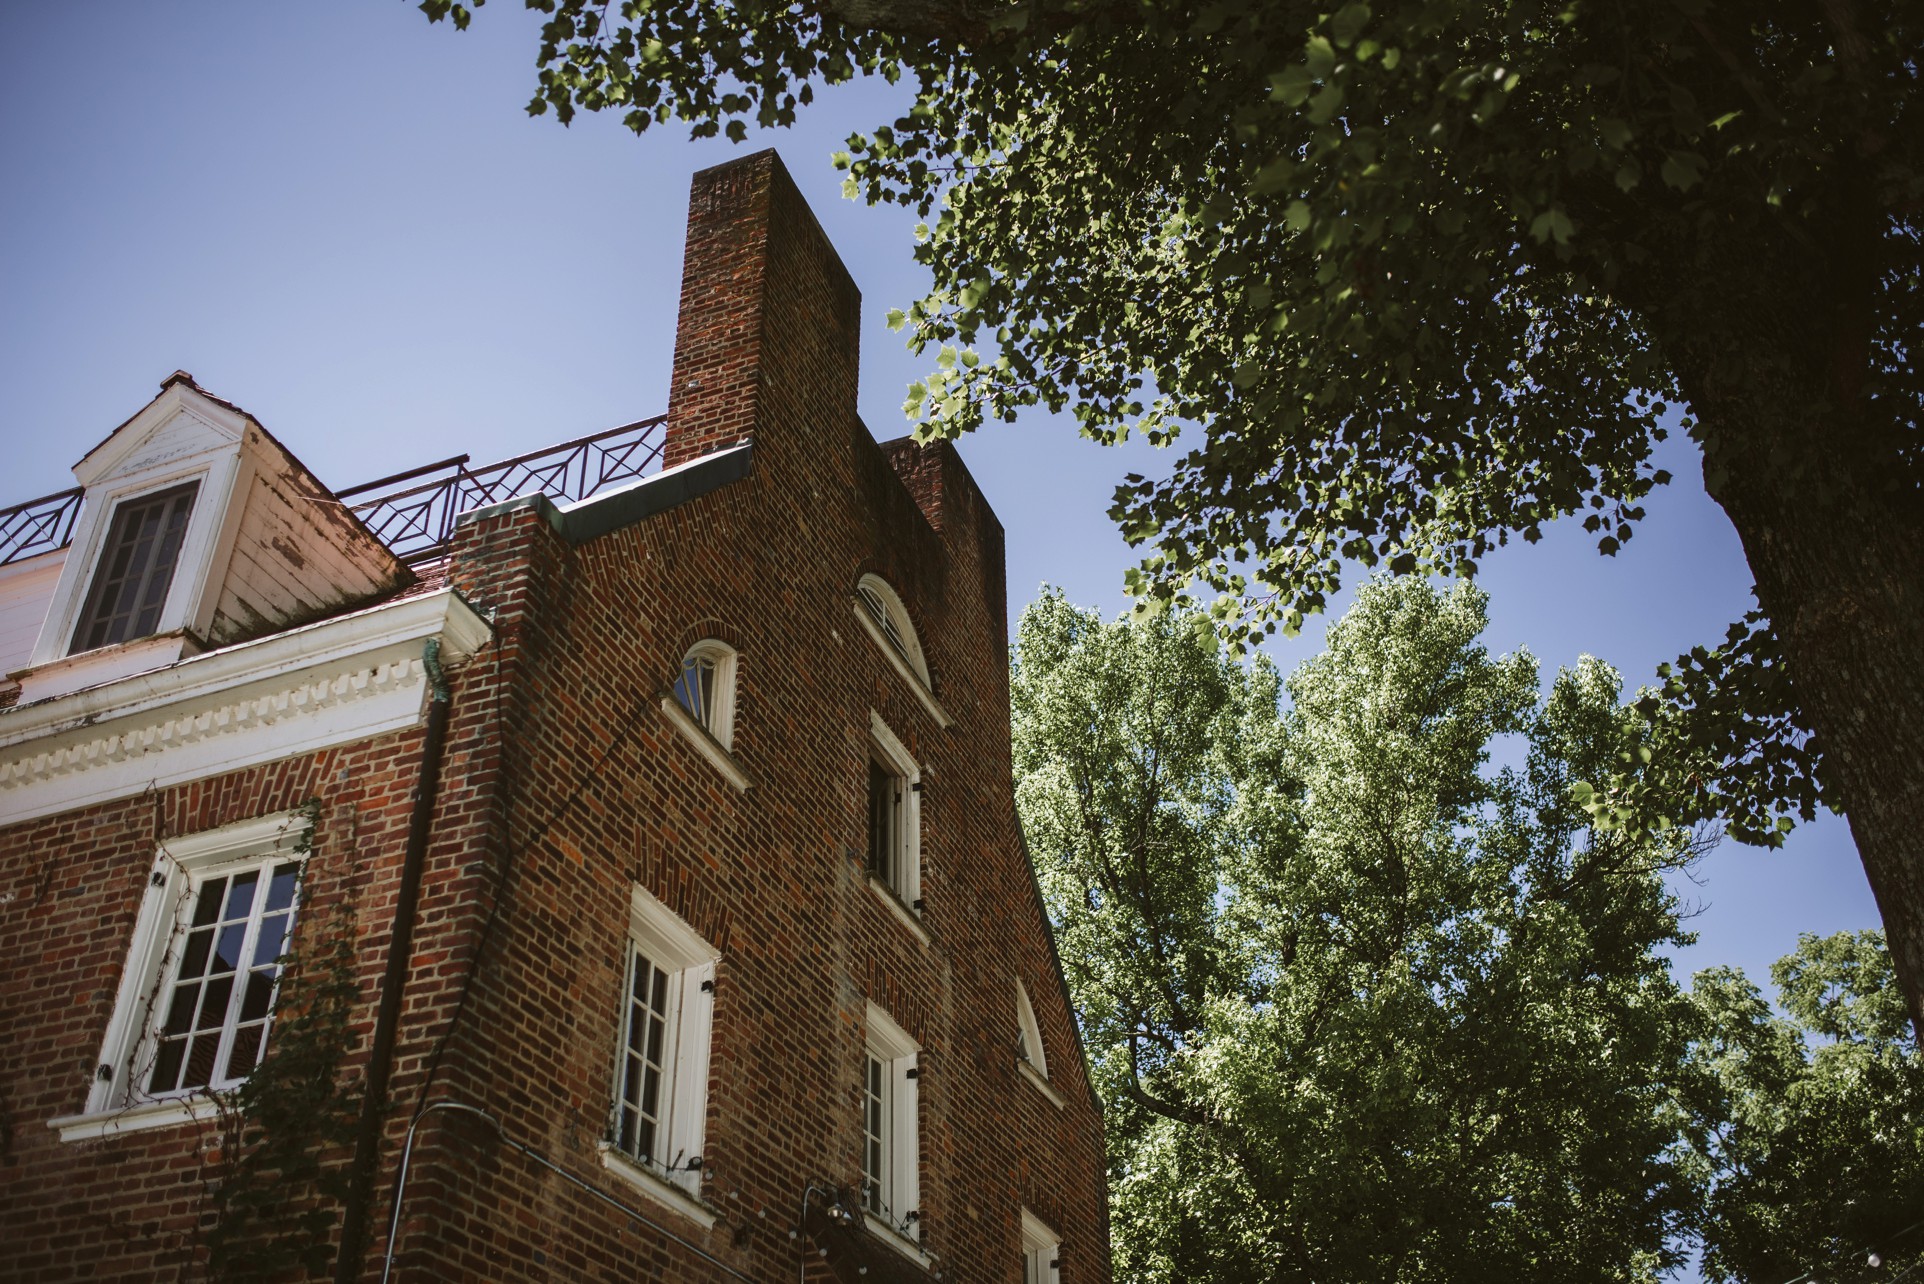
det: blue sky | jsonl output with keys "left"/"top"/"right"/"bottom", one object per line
{"left": 0, "top": 1, "right": 1878, "bottom": 994}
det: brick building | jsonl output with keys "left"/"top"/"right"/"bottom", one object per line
{"left": 0, "top": 151, "right": 1110, "bottom": 1283}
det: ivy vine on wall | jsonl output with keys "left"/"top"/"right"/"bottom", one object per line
{"left": 200, "top": 801, "right": 363, "bottom": 1281}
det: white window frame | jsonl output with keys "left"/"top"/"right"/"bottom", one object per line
{"left": 31, "top": 449, "right": 248, "bottom": 670}
{"left": 670, "top": 639, "right": 739, "bottom": 750}
{"left": 852, "top": 574, "right": 951, "bottom": 727}
{"left": 659, "top": 640, "right": 750, "bottom": 791}
{"left": 1022, "top": 1208, "right": 1062, "bottom": 1284}
{"left": 866, "top": 712, "right": 924, "bottom": 925}
{"left": 863, "top": 1002, "right": 922, "bottom": 1247}
{"left": 1016, "top": 978, "right": 1049, "bottom": 1079}
{"left": 602, "top": 885, "right": 719, "bottom": 1214}
{"left": 54, "top": 809, "right": 310, "bottom": 1141}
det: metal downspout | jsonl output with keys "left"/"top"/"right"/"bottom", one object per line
{"left": 334, "top": 638, "right": 453, "bottom": 1282}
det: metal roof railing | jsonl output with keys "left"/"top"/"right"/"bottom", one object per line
{"left": 340, "top": 416, "right": 667, "bottom": 563}
{"left": 0, "top": 416, "right": 668, "bottom": 569}
{"left": 0, "top": 487, "right": 83, "bottom": 567}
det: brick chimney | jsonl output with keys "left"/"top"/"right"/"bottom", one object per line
{"left": 663, "top": 151, "right": 862, "bottom": 470}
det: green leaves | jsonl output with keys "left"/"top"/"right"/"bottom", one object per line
{"left": 1659, "top": 150, "right": 1706, "bottom": 190}
{"left": 1689, "top": 933, "right": 1924, "bottom": 1284}
{"left": 1014, "top": 579, "right": 1703, "bottom": 1283}
{"left": 1330, "top": 3, "right": 1373, "bottom": 48}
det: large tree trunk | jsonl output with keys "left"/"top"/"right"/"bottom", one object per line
{"left": 1691, "top": 394, "right": 1924, "bottom": 1037}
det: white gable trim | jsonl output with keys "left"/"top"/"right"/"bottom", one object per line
{"left": 30, "top": 383, "right": 263, "bottom": 673}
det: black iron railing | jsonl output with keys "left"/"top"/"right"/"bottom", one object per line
{"left": 0, "top": 487, "right": 83, "bottom": 567}
{"left": 340, "top": 416, "right": 667, "bottom": 563}
{"left": 0, "top": 416, "right": 667, "bottom": 568}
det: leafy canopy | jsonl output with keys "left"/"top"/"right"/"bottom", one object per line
{"left": 417, "top": 0, "right": 1919, "bottom": 858}
{"left": 1687, "top": 930, "right": 1924, "bottom": 1284}
{"left": 1011, "top": 578, "right": 1708, "bottom": 1282}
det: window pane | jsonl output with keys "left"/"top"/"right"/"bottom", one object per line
{"left": 264, "top": 863, "right": 299, "bottom": 913}
{"left": 222, "top": 870, "right": 259, "bottom": 920}
{"left": 673, "top": 655, "right": 715, "bottom": 727}
{"left": 863, "top": 1054, "right": 888, "bottom": 1214}
{"left": 868, "top": 758, "right": 895, "bottom": 885}
{"left": 617, "top": 947, "right": 675, "bottom": 1167}
{"left": 227, "top": 1024, "right": 264, "bottom": 1078}
{"left": 140, "top": 855, "right": 303, "bottom": 1098}
{"left": 70, "top": 481, "right": 199, "bottom": 652}
{"left": 253, "top": 914, "right": 289, "bottom": 967}
{"left": 191, "top": 876, "right": 227, "bottom": 927}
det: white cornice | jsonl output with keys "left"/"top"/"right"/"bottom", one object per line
{"left": 0, "top": 589, "right": 490, "bottom": 826}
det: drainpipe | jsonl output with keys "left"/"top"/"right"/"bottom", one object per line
{"left": 335, "top": 638, "right": 454, "bottom": 1283}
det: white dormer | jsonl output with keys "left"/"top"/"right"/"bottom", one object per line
{"left": 9, "top": 372, "right": 410, "bottom": 704}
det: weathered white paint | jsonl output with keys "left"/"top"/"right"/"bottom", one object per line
{"left": 15, "top": 377, "right": 410, "bottom": 701}
{"left": 0, "top": 588, "right": 490, "bottom": 825}
{"left": 0, "top": 549, "right": 65, "bottom": 680}
{"left": 13, "top": 632, "right": 197, "bottom": 705}
{"left": 203, "top": 443, "right": 405, "bottom": 646}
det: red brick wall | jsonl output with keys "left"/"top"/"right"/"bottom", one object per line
{"left": 0, "top": 150, "right": 1108, "bottom": 1284}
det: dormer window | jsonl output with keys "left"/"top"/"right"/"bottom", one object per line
{"left": 70, "top": 481, "right": 199, "bottom": 653}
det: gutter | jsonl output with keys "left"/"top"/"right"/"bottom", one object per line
{"left": 334, "top": 637, "right": 455, "bottom": 1282}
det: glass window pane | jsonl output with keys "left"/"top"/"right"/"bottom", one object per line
{"left": 227, "top": 1024, "right": 264, "bottom": 1078}
{"left": 148, "top": 1038, "right": 185, "bottom": 1094}
{"left": 70, "top": 481, "right": 199, "bottom": 652}
{"left": 222, "top": 870, "right": 259, "bottom": 921}
{"left": 253, "top": 914, "right": 289, "bottom": 967}
{"left": 178, "top": 928, "right": 214, "bottom": 979}
{"left": 264, "top": 863, "right": 299, "bottom": 912}
{"left": 191, "top": 877, "right": 227, "bottom": 927}
{"left": 138, "top": 855, "right": 305, "bottom": 1098}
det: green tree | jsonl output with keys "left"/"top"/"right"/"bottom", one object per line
{"left": 419, "top": 0, "right": 1924, "bottom": 1030}
{"left": 1011, "top": 579, "right": 1705, "bottom": 1282}
{"left": 1687, "top": 930, "right": 1924, "bottom": 1284}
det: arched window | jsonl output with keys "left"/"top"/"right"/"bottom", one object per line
{"left": 671, "top": 640, "right": 738, "bottom": 751}
{"left": 854, "top": 574, "right": 929, "bottom": 688}
{"left": 1015, "top": 978, "right": 1049, "bottom": 1080}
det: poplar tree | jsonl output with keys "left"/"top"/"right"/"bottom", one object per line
{"left": 1010, "top": 580, "right": 1705, "bottom": 1281}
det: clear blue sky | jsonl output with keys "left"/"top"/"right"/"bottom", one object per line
{"left": 0, "top": 2, "right": 1878, "bottom": 995}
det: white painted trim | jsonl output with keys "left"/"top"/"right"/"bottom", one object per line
{"left": 1021, "top": 1208, "right": 1062, "bottom": 1283}
{"left": 13, "top": 632, "right": 196, "bottom": 702}
{"left": 629, "top": 884, "right": 723, "bottom": 968}
{"left": 0, "top": 589, "right": 490, "bottom": 825}
{"left": 852, "top": 598, "right": 952, "bottom": 728}
{"left": 674, "top": 639, "right": 739, "bottom": 751}
{"left": 867, "top": 875, "right": 932, "bottom": 946}
{"left": 613, "top": 887, "right": 719, "bottom": 1203}
{"left": 31, "top": 458, "right": 239, "bottom": 670}
{"left": 854, "top": 574, "right": 930, "bottom": 684}
{"left": 81, "top": 808, "right": 312, "bottom": 1122}
{"left": 864, "top": 1213, "right": 936, "bottom": 1268}
{"left": 864, "top": 1002, "right": 922, "bottom": 1243}
{"left": 867, "top": 711, "right": 923, "bottom": 911}
{"left": 1018, "top": 1058, "right": 1068, "bottom": 1110}
{"left": 596, "top": 1142, "right": 719, "bottom": 1229}
{"left": 49, "top": 1093, "right": 222, "bottom": 1143}
{"left": 658, "top": 697, "right": 751, "bottom": 793}
{"left": 74, "top": 383, "right": 251, "bottom": 487}
{"left": 1015, "top": 978, "right": 1049, "bottom": 1080}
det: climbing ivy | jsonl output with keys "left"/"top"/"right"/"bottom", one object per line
{"left": 201, "top": 802, "right": 362, "bottom": 1282}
